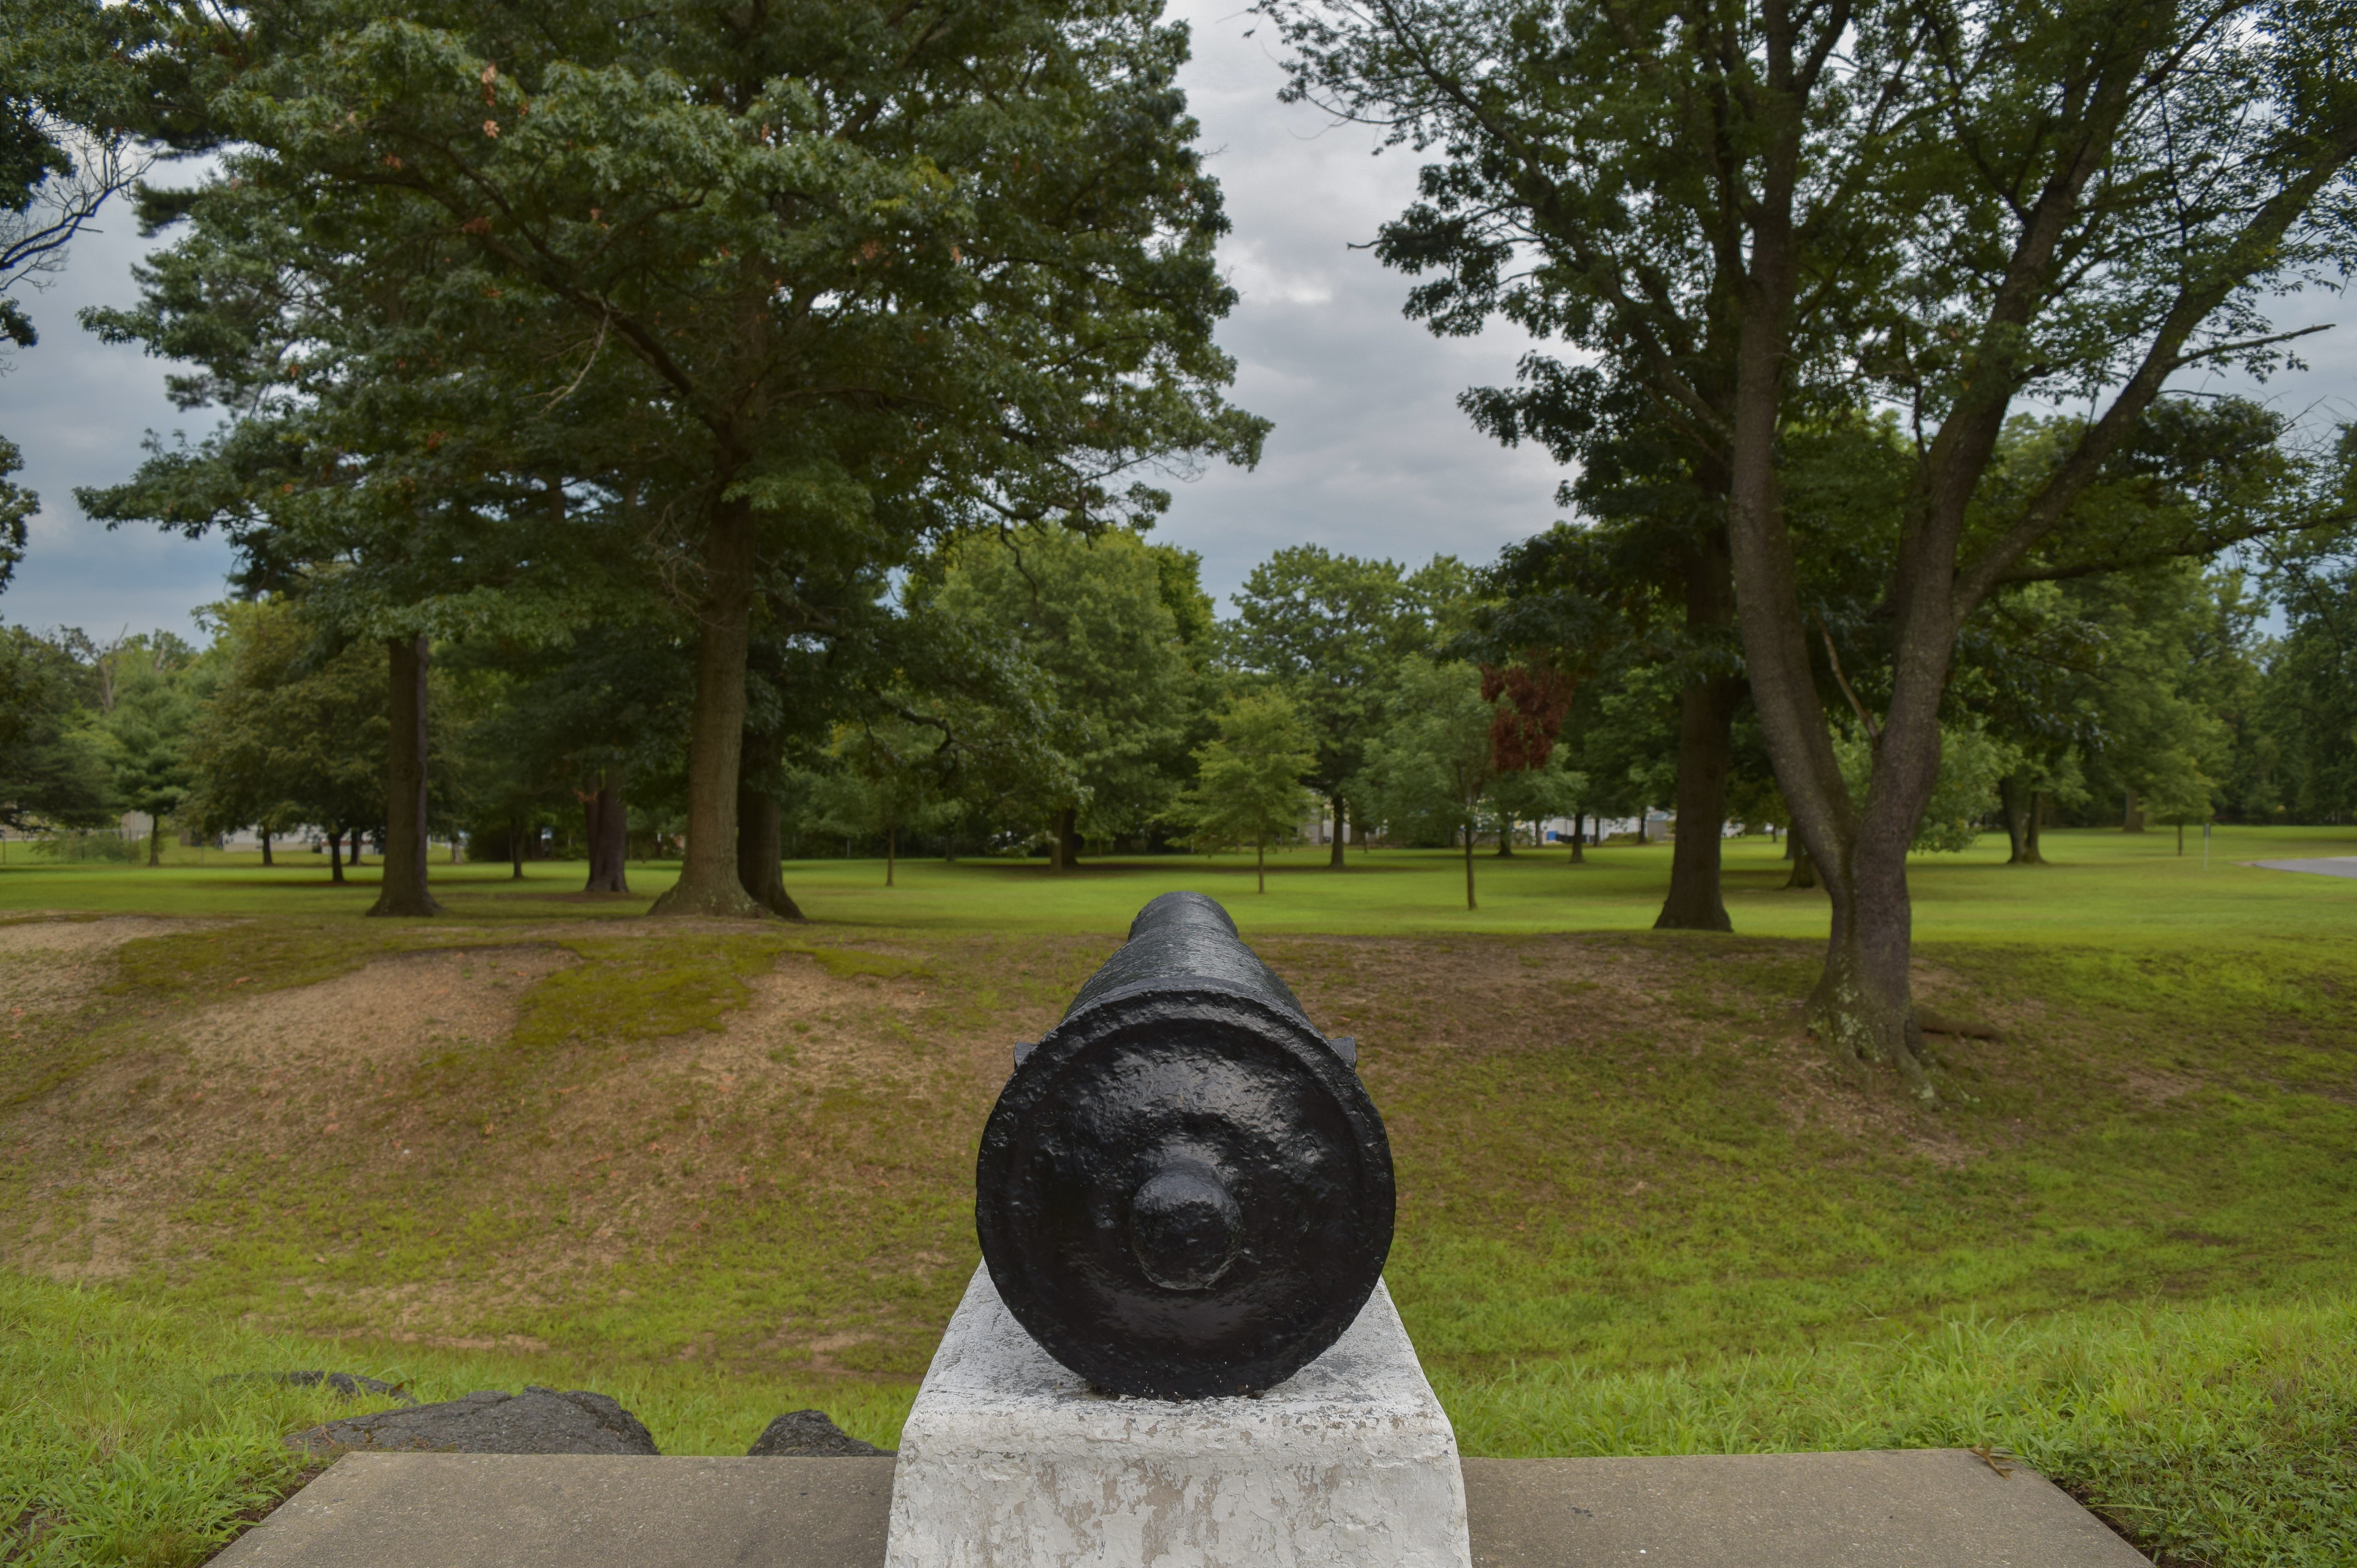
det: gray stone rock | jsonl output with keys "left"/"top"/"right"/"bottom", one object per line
{"left": 290, "top": 1386, "right": 658, "bottom": 1458}
{"left": 746, "top": 1409, "right": 891, "bottom": 1457}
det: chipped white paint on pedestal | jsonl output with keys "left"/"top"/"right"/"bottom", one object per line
{"left": 884, "top": 1265, "right": 1472, "bottom": 1568}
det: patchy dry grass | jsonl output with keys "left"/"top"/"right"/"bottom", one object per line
{"left": 0, "top": 922, "right": 1109, "bottom": 1378}
{"left": 7, "top": 916, "right": 2351, "bottom": 1376}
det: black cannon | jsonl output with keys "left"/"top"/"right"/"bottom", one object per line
{"left": 975, "top": 891, "right": 1395, "bottom": 1399}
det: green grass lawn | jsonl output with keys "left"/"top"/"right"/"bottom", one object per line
{"left": 8, "top": 822, "right": 2353, "bottom": 940}
{"left": 4, "top": 826, "right": 2354, "bottom": 1566}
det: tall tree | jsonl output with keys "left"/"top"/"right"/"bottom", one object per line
{"left": 810, "top": 715, "right": 958, "bottom": 887}
{"left": 733, "top": 554, "right": 908, "bottom": 917}
{"left": 921, "top": 525, "right": 1196, "bottom": 865}
{"left": 0, "top": 439, "right": 31, "bottom": 594}
{"left": 96, "top": 633, "right": 198, "bottom": 864}
{"left": 1480, "top": 660, "right": 1581, "bottom": 855}
{"left": 180, "top": 600, "right": 390, "bottom": 880}
{"left": 2259, "top": 554, "right": 2357, "bottom": 823}
{"left": 2058, "top": 566, "right": 2242, "bottom": 835}
{"left": 183, "top": 599, "right": 303, "bottom": 857}
{"left": 1277, "top": 0, "right": 2357, "bottom": 1096}
{"left": 450, "top": 613, "right": 697, "bottom": 896}
{"left": 0, "top": 624, "right": 113, "bottom": 831}
{"left": 127, "top": 0, "right": 1266, "bottom": 918}
{"left": 1175, "top": 692, "right": 1317, "bottom": 893}
{"left": 79, "top": 149, "right": 632, "bottom": 918}
{"left": 1472, "top": 484, "right": 1742, "bottom": 928}
{"left": 1226, "top": 547, "right": 1423, "bottom": 865}
{"left": 858, "top": 590, "right": 1080, "bottom": 868}
{"left": 1362, "top": 659, "right": 1501, "bottom": 910}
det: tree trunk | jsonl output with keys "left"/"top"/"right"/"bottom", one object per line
{"left": 1056, "top": 807, "right": 1083, "bottom": 869}
{"left": 1569, "top": 812, "right": 1585, "bottom": 863}
{"left": 260, "top": 827, "right": 273, "bottom": 867}
{"left": 509, "top": 820, "right": 525, "bottom": 880}
{"left": 1654, "top": 676, "right": 1741, "bottom": 929}
{"left": 1784, "top": 840, "right": 1818, "bottom": 888}
{"left": 583, "top": 770, "right": 630, "bottom": 893}
{"left": 1722, "top": 253, "right": 1938, "bottom": 1097}
{"left": 2177, "top": 820, "right": 2185, "bottom": 855}
{"left": 369, "top": 634, "right": 442, "bottom": 917}
{"left": 329, "top": 829, "right": 345, "bottom": 884}
{"left": 1463, "top": 819, "right": 1477, "bottom": 911}
{"left": 2122, "top": 788, "right": 2144, "bottom": 832}
{"left": 1256, "top": 832, "right": 1266, "bottom": 894}
{"left": 1998, "top": 775, "right": 2044, "bottom": 864}
{"left": 1328, "top": 795, "right": 1346, "bottom": 869}
{"left": 1496, "top": 814, "right": 1515, "bottom": 856}
{"left": 651, "top": 499, "right": 763, "bottom": 916}
{"left": 1808, "top": 839, "right": 1934, "bottom": 1083}
{"left": 734, "top": 784, "right": 806, "bottom": 920}
{"left": 2027, "top": 792, "right": 2045, "bottom": 862}
{"left": 887, "top": 825, "right": 897, "bottom": 887}
{"left": 146, "top": 814, "right": 162, "bottom": 866}
{"left": 1656, "top": 532, "right": 1742, "bottom": 930}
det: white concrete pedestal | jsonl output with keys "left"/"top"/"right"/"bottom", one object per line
{"left": 884, "top": 1265, "right": 1472, "bottom": 1568}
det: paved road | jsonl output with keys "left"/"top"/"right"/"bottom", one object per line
{"left": 2253, "top": 857, "right": 2357, "bottom": 879}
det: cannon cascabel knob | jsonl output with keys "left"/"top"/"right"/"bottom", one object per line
{"left": 1128, "top": 1157, "right": 1243, "bottom": 1291}
{"left": 974, "top": 890, "right": 1395, "bottom": 1399}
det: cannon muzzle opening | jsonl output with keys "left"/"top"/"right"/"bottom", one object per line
{"left": 974, "top": 891, "right": 1395, "bottom": 1399}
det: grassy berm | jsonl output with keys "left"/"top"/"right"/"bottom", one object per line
{"left": 3, "top": 833, "right": 2354, "bottom": 1567}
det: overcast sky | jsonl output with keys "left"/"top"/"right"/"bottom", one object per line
{"left": 1, "top": 5, "right": 2348, "bottom": 641}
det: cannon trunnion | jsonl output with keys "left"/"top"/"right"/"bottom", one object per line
{"left": 975, "top": 891, "right": 1395, "bottom": 1399}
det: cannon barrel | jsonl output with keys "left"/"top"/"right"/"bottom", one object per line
{"left": 975, "top": 891, "right": 1395, "bottom": 1399}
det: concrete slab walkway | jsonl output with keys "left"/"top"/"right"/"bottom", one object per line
{"left": 2252, "top": 856, "right": 2357, "bottom": 879}
{"left": 1462, "top": 1450, "right": 2148, "bottom": 1566}
{"left": 207, "top": 1448, "right": 2150, "bottom": 1567}
{"left": 209, "top": 1455, "right": 897, "bottom": 1568}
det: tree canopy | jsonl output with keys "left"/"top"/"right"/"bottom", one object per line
{"left": 78, "top": 0, "right": 1266, "bottom": 917}
{"left": 1175, "top": 692, "right": 1317, "bottom": 892}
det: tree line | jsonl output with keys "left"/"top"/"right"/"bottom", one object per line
{"left": 5, "top": 524, "right": 2347, "bottom": 886}
{"left": 2, "top": 0, "right": 2354, "bottom": 1102}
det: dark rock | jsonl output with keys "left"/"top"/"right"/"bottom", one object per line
{"left": 746, "top": 1409, "right": 891, "bottom": 1457}
{"left": 289, "top": 1385, "right": 659, "bottom": 1458}
{"left": 216, "top": 1371, "right": 418, "bottom": 1404}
